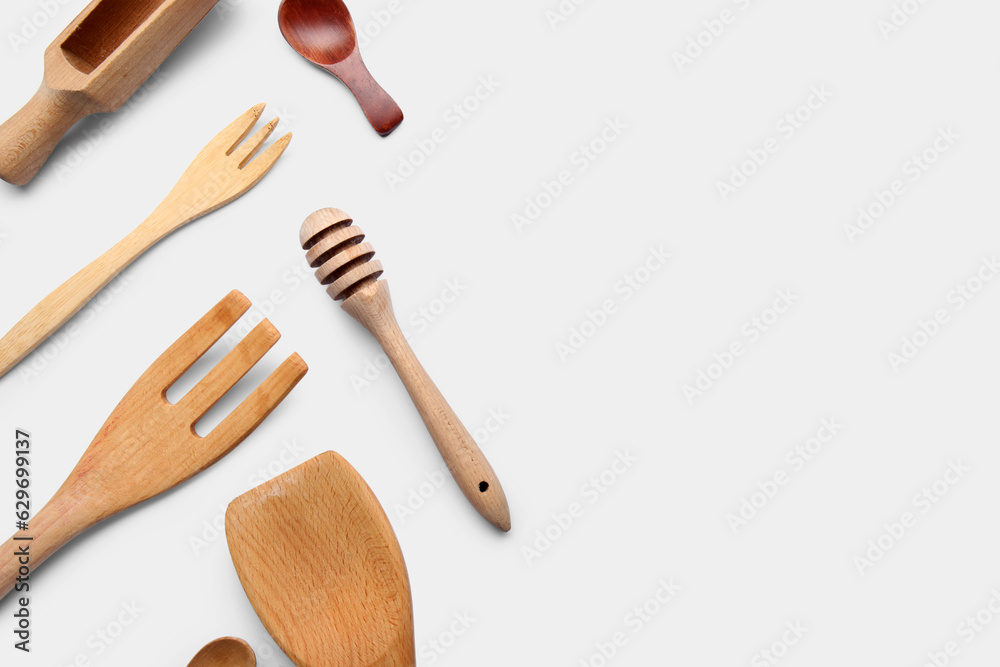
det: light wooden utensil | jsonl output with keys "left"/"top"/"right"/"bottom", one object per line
{"left": 187, "top": 637, "right": 256, "bottom": 667}
{"left": 0, "top": 290, "right": 308, "bottom": 599}
{"left": 278, "top": 0, "right": 403, "bottom": 136}
{"left": 226, "top": 451, "right": 414, "bottom": 667}
{"left": 0, "top": 0, "right": 221, "bottom": 185}
{"left": 0, "top": 104, "right": 290, "bottom": 381}
{"left": 299, "top": 208, "right": 511, "bottom": 531}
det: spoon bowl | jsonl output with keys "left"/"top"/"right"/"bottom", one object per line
{"left": 278, "top": 0, "right": 355, "bottom": 64}
{"left": 278, "top": 0, "right": 403, "bottom": 136}
{"left": 186, "top": 637, "right": 256, "bottom": 667}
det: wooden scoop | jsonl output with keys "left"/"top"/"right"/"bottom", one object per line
{"left": 278, "top": 0, "right": 403, "bottom": 136}
{"left": 187, "top": 638, "right": 256, "bottom": 666}
{"left": 226, "top": 452, "right": 415, "bottom": 667}
{"left": 0, "top": 291, "right": 308, "bottom": 599}
{"left": 0, "top": 0, "right": 221, "bottom": 185}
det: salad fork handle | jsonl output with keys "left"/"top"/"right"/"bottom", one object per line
{"left": 0, "top": 225, "right": 155, "bottom": 379}
{"left": 0, "top": 487, "right": 95, "bottom": 598}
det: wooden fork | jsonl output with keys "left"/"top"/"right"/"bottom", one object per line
{"left": 0, "top": 104, "right": 291, "bottom": 380}
{"left": 0, "top": 290, "right": 308, "bottom": 599}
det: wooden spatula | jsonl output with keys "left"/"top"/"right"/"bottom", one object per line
{"left": 0, "top": 290, "right": 308, "bottom": 599}
{"left": 0, "top": 0, "right": 221, "bottom": 185}
{"left": 226, "top": 452, "right": 415, "bottom": 667}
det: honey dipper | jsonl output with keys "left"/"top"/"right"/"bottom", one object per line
{"left": 300, "top": 208, "right": 511, "bottom": 532}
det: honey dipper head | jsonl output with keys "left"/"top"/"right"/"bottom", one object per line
{"left": 300, "top": 208, "right": 383, "bottom": 301}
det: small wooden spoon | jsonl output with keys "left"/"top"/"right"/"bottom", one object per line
{"left": 278, "top": 0, "right": 403, "bottom": 136}
{"left": 187, "top": 637, "right": 256, "bottom": 666}
{"left": 226, "top": 452, "right": 415, "bottom": 667}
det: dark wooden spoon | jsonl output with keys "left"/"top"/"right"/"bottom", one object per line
{"left": 278, "top": 0, "right": 403, "bottom": 136}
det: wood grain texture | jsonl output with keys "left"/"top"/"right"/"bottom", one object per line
{"left": 0, "top": 86, "right": 96, "bottom": 186}
{"left": 278, "top": 0, "right": 403, "bottom": 136}
{"left": 226, "top": 451, "right": 415, "bottom": 667}
{"left": 0, "top": 104, "right": 291, "bottom": 380}
{"left": 0, "top": 291, "right": 308, "bottom": 599}
{"left": 300, "top": 208, "right": 511, "bottom": 532}
{"left": 187, "top": 637, "right": 256, "bottom": 667}
{"left": 0, "top": 0, "right": 221, "bottom": 185}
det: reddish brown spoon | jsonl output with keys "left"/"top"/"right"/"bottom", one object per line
{"left": 278, "top": 0, "right": 403, "bottom": 136}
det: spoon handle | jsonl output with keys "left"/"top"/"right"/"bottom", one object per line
{"left": 328, "top": 51, "right": 403, "bottom": 137}
{"left": 342, "top": 281, "right": 511, "bottom": 531}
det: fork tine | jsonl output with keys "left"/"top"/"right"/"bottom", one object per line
{"left": 233, "top": 117, "right": 279, "bottom": 169}
{"left": 239, "top": 132, "right": 292, "bottom": 185}
{"left": 154, "top": 290, "right": 251, "bottom": 391}
{"left": 202, "top": 353, "right": 308, "bottom": 451}
{"left": 177, "top": 319, "right": 280, "bottom": 421}
{"left": 202, "top": 103, "right": 265, "bottom": 157}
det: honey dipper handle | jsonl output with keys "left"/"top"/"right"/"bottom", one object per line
{"left": 342, "top": 281, "right": 511, "bottom": 531}
{"left": 0, "top": 84, "right": 93, "bottom": 186}
{"left": 0, "top": 226, "right": 154, "bottom": 380}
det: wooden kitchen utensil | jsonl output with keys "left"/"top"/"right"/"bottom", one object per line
{"left": 0, "top": 104, "right": 290, "bottom": 381}
{"left": 299, "top": 209, "right": 511, "bottom": 531}
{"left": 0, "top": 0, "right": 222, "bottom": 185}
{"left": 226, "top": 451, "right": 415, "bottom": 667}
{"left": 0, "top": 290, "right": 308, "bottom": 599}
{"left": 278, "top": 0, "right": 403, "bottom": 136}
{"left": 187, "top": 637, "right": 256, "bottom": 667}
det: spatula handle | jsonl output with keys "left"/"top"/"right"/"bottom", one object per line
{"left": 0, "top": 229, "right": 151, "bottom": 380}
{"left": 328, "top": 51, "right": 403, "bottom": 137}
{"left": 0, "top": 85, "right": 93, "bottom": 186}
{"left": 342, "top": 281, "right": 511, "bottom": 531}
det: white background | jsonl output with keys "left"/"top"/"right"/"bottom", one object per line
{"left": 2, "top": 0, "right": 1000, "bottom": 665}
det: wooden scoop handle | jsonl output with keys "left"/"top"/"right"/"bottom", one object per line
{"left": 327, "top": 51, "right": 403, "bottom": 137}
{"left": 0, "top": 85, "right": 93, "bottom": 186}
{"left": 343, "top": 281, "right": 511, "bottom": 531}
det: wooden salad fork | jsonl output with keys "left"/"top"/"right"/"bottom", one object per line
{"left": 0, "top": 104, "right": 291, "bottom": 381}
{"left": 0, "top": 290, "right": 308, "bottom": 599}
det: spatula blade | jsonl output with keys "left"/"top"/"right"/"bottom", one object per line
{"left": 226, "top": 452, "right": 415, "bottom": 667}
